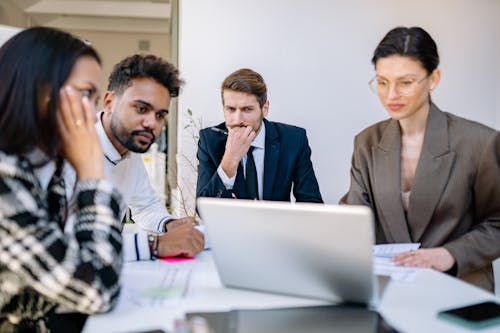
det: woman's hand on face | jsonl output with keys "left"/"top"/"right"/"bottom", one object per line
{"left": 57, "top": 86, "right": 104, "bottom": 180}
{"left": 392, "top": 247, "right": 456, "bottom": 272}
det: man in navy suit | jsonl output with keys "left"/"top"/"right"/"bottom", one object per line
{"left": 196, "top": 68, "right": 323, "bottom": 203}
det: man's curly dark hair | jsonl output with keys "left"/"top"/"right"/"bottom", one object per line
{"left": 107, "top": 54, "right": 184, "bottom": 97}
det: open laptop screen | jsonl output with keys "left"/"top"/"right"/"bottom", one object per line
{"left": 197, "top": 198, "right": 375, "bottom": 305}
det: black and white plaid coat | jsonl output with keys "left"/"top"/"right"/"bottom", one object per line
{"left": 0, "top": 151, "right": 124, "bottom": 330}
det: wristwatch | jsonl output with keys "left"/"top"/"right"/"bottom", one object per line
{"left": 163, "top": 218, "right": 175, "bottom": 233}
{"left": 147, "top": 233, "right": 159, "bottom": 260}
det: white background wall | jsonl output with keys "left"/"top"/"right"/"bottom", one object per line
{"left": 177, "top": 0, "right": 499, "bottom": 210}
{"left": 0, "top": 24, "right": 20, "bottom": 45}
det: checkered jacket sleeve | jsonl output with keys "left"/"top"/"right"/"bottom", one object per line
{"left": 0, "top": 157, "right": 125, "bottom": 316}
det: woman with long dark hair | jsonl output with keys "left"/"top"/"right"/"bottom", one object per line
{"left": 0, "top": 27, "right": 124, "bottom": 332}
{"left": 341, "top": 27, "right": 500, "bottom": 292}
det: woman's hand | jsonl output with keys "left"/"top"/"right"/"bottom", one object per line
{"left": 392, "top": 247, "right": 456, "bottom": 272}
{"left": 57, "top": 86, "right": 104, "bottom": 180}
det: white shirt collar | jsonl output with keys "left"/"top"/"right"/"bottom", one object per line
{"left": 252, "top": 121, "right": 266, "bottom": 149}
{"left": 25, "top": 148, "right": 55, "bottom": 190}
{"left": 96, "top": 111, "right": 128, "bottom": 164}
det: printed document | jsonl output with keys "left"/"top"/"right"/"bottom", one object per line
{"left": 373, "top": 243, "right": 422, "bottom": 281}
{"left": 114, "top": 260, "right": 193, "bottom": 312}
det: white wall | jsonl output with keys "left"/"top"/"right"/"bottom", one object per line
{"left": 0, "top": 24, "right": 21, "bottom": 45}
{"left": 177, "top": 0, "right": 500, "bottom": 212}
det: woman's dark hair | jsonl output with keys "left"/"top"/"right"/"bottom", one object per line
{"left": 372, "top": 27, "right": 439, "bottom": 74}
{"left": 0, "top": 26, "right": 101, "bottom": 159}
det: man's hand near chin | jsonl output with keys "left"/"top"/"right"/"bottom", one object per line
{"left": 220, "top": 125, "right": 256, "bottom": 178}
{"left": 157, "top": 221, "right": 205, "bottom": 257}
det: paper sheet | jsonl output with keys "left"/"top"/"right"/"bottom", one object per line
{"left": 373, "top": 243, "right": 421, "bottom": 257}
{"left": 373, "top": 243, "right": 422, "bottom": 281}
{"left": 113, "top": 260, "right": 193, "bottom": 312}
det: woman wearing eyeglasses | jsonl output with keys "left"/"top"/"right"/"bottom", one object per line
{"left": 341, "top": 27, "right": 500, "bottom": 292}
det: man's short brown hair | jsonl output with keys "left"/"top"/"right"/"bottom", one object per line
{"left": 221, "top": 68, "right": 267, "bottom": 108}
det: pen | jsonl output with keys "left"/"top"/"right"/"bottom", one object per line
{"left": 210, "top": 127, "right": 228, "bottom": 135}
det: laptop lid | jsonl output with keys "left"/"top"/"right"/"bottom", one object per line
{"left": 197, "top": 198, "right": 375, "bottom": 305}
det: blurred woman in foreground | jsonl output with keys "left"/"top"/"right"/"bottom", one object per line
{"left": 0, "top": 27, "right": 124, "bottom": 332}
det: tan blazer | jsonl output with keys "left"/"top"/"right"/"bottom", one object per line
{"left": 341, "top": 103, "right": 500, "bottom": 292}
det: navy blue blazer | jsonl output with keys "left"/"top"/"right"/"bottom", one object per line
{"left": 196, "top": 119, "right": 323, "bottom": 203}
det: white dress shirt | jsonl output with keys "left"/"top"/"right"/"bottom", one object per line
{"left": 64, "top": 112, "right": 174, "bottom": 261}
{"left": 217, "top": 121, "right": 265, "bottom": 199}
{"left": 95, "top": 115, "right": 173, "bottom": 232}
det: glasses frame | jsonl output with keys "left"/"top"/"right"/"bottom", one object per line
{"left": 368, "top": 75, "right": 429, "bottom": 97}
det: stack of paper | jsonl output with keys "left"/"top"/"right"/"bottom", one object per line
{"left": 373, "top": 243, "right": 422, "bottom": 281}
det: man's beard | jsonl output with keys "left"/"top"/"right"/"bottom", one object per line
{"left": 110, "top": 116, "right": 156, "bottom": 153}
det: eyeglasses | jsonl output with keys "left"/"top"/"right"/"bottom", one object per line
{"left": 368, "top": 75, "right": 429, "bottom": 97}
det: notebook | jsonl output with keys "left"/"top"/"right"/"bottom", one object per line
{"left": 197, "top": 198, "right": 376, "bottom": 305}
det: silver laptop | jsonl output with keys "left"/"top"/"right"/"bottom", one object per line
{"left": 197, "top": 198, "right": 376, "bottom": 305}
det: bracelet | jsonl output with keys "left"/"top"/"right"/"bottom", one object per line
{"left": 147, "top": 233, "right": 159, "bottom": 260}
{"left": 163, "top": 218, "right": 175, "bottom": 233}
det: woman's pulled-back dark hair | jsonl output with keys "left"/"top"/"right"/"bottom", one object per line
{"left": 0, "top": 26, "right": 101, "bottom": 159}
{"left": 372, "top": 27, "right": 439, "bottom": 74}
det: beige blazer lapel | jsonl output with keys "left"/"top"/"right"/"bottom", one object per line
{"left": 373, "top": 120, "right": 412, "bottom": 243}
{"left": 407, "top": 104, "right": 456, "bottom": 241}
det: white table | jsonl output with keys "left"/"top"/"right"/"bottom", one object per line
{"left": 84, "top": 251, "right": 500, "bottom": 333}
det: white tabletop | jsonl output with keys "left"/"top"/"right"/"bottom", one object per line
{"left": 84, "top": 250, "right": 500, "bottom": 333}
